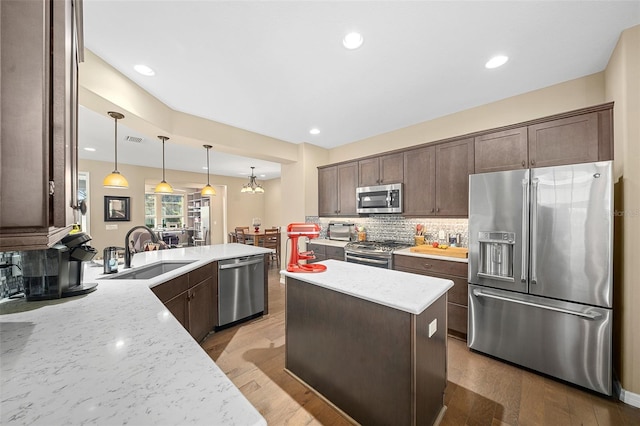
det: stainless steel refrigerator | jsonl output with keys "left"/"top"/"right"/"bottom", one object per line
{"left": 468, "top": 161, "right": 613, "bottom": 395}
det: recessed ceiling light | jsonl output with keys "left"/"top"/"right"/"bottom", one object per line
{"left": 485, "top": 55, "right": 509, "bottom": 69}
{"left": 343, "top": 32, "right": 364, "bottom": 50}
{"left": 310, "top": 128, "right": 320, "bottom": 135}
{"left": 134, "top": 64, "right": 155, "bottom": 76}
{"left": 202, "top": 166, "right": 208, "bottom": 170}
{"left": 83, "top": 147, "right": 96, "bottom": 152}
{"left": 260, "top": 174, "right": 266, "bottom": 178}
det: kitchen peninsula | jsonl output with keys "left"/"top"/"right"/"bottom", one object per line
{"left": 281, "top": 260, "right": 453, "bottom": 425}
{"left": 0, "top": 244, "right": 270, "bottom": 425}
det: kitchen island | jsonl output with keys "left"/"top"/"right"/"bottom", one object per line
{"left": 281, "top": 260, "right": 453, "bottom": 426}
{"left": 0, "top": 244, "right": 270, "bottom": 426}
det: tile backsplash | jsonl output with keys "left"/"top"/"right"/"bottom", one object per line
{"left": 306, "top": 215, "right": 469, "bottom": 247}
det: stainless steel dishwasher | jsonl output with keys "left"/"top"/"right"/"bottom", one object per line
{"left": 217, "top": 255, "right": 265, "bottom": 327}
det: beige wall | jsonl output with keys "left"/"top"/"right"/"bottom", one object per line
{"left": 605, "top": 24, "right": 640, "bottom": 395}
{"left": 329, "top": 72, "right": 606, "bottom": 164}
{"left": 80, "top": 159, "right": 273, "bottom": 254}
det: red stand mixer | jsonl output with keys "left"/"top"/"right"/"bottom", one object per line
{"left": 286, "top": 223, "right": 327, "bottom": 273}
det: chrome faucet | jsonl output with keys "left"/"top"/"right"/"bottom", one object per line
{"left": 124, "top": 225, "right": 159, "bottom": 269}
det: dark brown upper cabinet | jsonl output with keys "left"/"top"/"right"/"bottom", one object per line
{"left": 403, "top": 138, "right": 474, "bottom": 217}
{"left": 475, "top": 107, "right": 613, "bottom": 174}
{"left": 1, "top": 0, "right": 83, "bottom": 251}
{"left": 475, "top": 127, "right": 528, "bottom": 173}
{"left": 318, "top": 162, "right": 358, "bottom": 217}
{"left": 358, "top": 153, "right": 404, "bottom": 187}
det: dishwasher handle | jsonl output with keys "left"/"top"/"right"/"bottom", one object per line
{"left": 219, "top": 256, "right": 264, "bottom": 270}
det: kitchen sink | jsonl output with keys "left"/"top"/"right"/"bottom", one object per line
{"left": 103, "top": 260, "right": 196, "bottom": 280}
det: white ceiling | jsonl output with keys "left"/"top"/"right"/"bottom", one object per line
{"left": 80, "top": 0, "right": 640, "bottom": 179}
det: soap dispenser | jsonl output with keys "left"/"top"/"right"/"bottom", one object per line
{"left": 103, "top": 246, "right": 124, "bottom": 274}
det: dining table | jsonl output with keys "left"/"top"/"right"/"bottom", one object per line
{"left": 245, "top": 229, "right": 276, "bottom": 246}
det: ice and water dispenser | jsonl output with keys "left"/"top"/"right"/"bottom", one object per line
{"left": 477, "top": 231, "right": 515, "bottom": 282}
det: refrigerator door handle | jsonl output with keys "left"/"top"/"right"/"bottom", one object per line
{"left": 521, "top": 178, "right": 529, "bottom": 283}
{"left": 530, "top": 179, "right": 539, "bottom": 285}
{"left": 472, "top": 289, "right": 602, "bottom": 320}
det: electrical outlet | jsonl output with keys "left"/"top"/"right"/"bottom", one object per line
{"left": 106, "top": 224, "right": 118, "bottom": 230}
{"left": 428, "top": 319, "right": 437, "bottom": 338}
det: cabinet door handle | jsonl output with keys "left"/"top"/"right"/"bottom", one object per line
{"left": 521, "top": 160, "right": 526, "bottom": 167}
{"left": 430, "top": 208, "right": 435, "bottom": 213}
{"left": 530, "top": 159, "right": 535, "bottom": 166}
{"left": 423, "top": 263, "right": 433, "bottom": 269}
{"left": 436, "top": 207, "right": 440, "bottom": 213}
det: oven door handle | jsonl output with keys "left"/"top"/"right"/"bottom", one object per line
{"left": 345, "top": 253, "right": 390, "bottom": 265}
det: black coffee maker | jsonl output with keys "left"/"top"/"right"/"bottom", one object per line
{"left": 22, "top": 232, "right": 98, "bottom": 301}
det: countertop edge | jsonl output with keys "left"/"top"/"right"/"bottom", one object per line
{"left": 393, "top": 247, "right": 469, "bottom": 263}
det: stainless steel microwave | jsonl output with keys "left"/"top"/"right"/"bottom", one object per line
{"left": 356, "top": 183, "right": 403, "bottom": 214}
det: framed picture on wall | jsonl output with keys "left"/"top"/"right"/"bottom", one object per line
{"left": 104, "top": 196, "right": 130, "bottom": 222}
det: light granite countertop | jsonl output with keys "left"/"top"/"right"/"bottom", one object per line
{"left": 306, "top": 238, "right": 350, "bottom": 248}
{"left": 393, "top": 247, "right": 469, "bottom": 263}
{"left": 0, "top": 243, "right": 271, "bottom": 426}
{"left": 281, "top": 259, "right": 453, "bottom": 315}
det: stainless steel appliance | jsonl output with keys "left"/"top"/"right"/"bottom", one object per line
{"left": 356, "top": 183, "right": 402, "bottom": 214}
{"left": 103, "top": 246, "right": 124, "bottom": 274}
{"left": 468, "top": 161, "right": 613, "bottom": 395}
{"left": 344, "top": 241, "right": 410, "bottom": 269}
{"left": 217, "top": 255, "right": 265, "bottom": 328}
{"left": 328, "top": 222, "right": 355, "bottom": 241}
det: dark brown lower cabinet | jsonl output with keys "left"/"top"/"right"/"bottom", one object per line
{"left": 307, "top": 243, "right": 345, "bottom": 263}
{"left": 151, "top": 262, "right": 217, "bottom": 342}
{"left": 285, "top": 277, "right": 447, "bottom": 426}
{"left": 394, "top": 254, "right": 468, "bottom": 340}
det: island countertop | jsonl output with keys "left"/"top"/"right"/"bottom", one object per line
{"left": 0, "top": 244, "right": 270, "bottom": 426}
{"left": 281, "top": 259, "right": 453, "bottom": 315}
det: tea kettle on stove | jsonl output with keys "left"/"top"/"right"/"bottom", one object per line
{"left": 103, "top": 246, "right": 124, "bottom": 274}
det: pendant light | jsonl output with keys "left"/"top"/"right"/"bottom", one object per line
{"left": 201, "top": 145, "right": 217, "bottom": 196}
{"left": 103, "top": 111, "right": 129, "bottom": 188}
{"left": 154, "top": 136, "right": 173, "bottom": 193}
{"left": 241, "top": 166, "right": 265, "bottom": 194}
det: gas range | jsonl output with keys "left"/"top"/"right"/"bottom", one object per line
{"left": 344, "top": 241, "right": 411, "bottom": 269}
{"left": 345, "top": 240, "right": 411, "bottom": 254}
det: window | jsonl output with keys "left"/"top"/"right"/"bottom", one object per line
{"left": 145, "top": 193, "right": 184, "bottom": 228}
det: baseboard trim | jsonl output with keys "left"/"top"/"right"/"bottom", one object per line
{"left": 616, "top": 380, "right": 640, "bottom": 408}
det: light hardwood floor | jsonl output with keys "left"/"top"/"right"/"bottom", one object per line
{"left": 201, "top": 268, "right": 640, "bottom": 425}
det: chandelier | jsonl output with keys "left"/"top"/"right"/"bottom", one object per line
{"left": 241, "top": 166, "right": 265, "bottom": 194}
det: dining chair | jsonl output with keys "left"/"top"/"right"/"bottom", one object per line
{"left": 262, "top": 228, "right": 281, "bottom": 267}
{"left": 235, "top": 228, "right": 253, "bottom": 245}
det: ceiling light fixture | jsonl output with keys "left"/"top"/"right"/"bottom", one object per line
{"left": 154, "top": 136, "right": 173, "bottom": 193}
{"left": 84, "top": 147, "right": 96, "bottom": 152}
{"left": 103, "top": 111, "right": 129, "bottom": 189}
{"left": 134, "top": 64, "right": 155, "bottom": 76}
{"left": 343, "top": 32, "right": 364, "bottom": 50}
{"left": 310, "top": 128, "right": 320, "bottom": 135}
{"left": 201, "top": 145, "right": 217, "bottom": 196}
{"left": 241, "top": 166, "right": 265, "bottom": 194}
{"left": 485, "top": 55, "right": 509, "bottom": 69}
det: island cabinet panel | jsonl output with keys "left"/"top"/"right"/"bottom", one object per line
{"left": 475, "top": 127, "right": 528, "bottom": 173}
{"left": 394, "top": 255, "right": 469, "bottom": 339}
{"left": 358, "top": 152, "right": 404, "bottom": 187}
{"left": 318, "top": 162, "right": 358, "bottom": 216}
{"left": 151, "top": 261, "right": 217, "bottom": 342}
{"left": 285, "top": 277, "right": 447, "bottom": 426}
